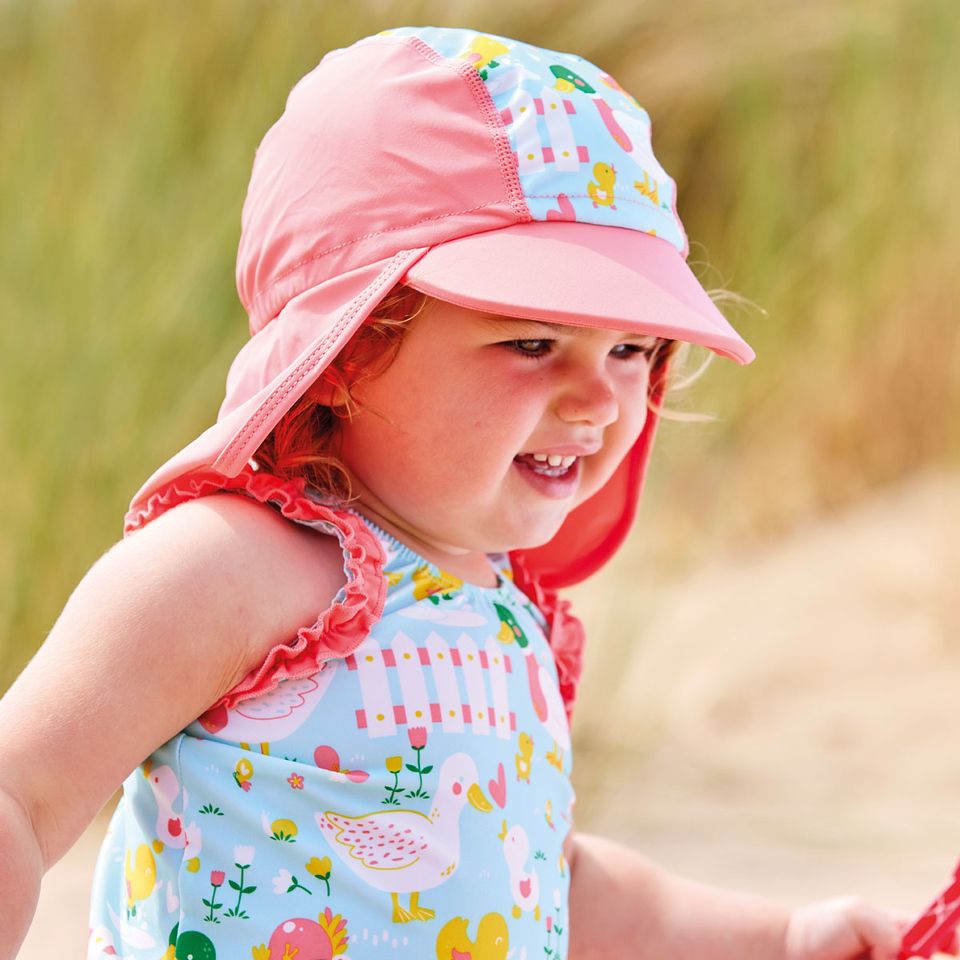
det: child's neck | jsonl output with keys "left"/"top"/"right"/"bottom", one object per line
{"left": 349, "top": 503, "right": 501, "bottom": 589}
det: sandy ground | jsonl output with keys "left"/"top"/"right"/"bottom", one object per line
{"left": 18, "top": 469, "right": 960, "bottom": 957}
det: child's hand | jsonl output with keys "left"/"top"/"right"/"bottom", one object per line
{"left": 785, "top": 895, "right": 955, "bottom": 960}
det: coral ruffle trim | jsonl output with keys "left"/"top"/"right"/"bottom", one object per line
{"left": 124, "top": 467, "right": 387, "bottom": 717}
{"left": 124, "top": 466, "right": 584, "bottom": 723}
{"left": 510, "top": 553, "right": 586, "bottom": 725}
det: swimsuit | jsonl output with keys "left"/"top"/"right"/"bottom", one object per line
{"left": 89, "top": 472, "right": 579, "bottom": 960}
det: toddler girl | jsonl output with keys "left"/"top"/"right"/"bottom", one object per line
{"left": 0, "top": 25, "right": 922, "bottom": 960}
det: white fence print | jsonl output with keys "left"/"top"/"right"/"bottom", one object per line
{"left": 500, "top": 90, "right": 590, "bottom": 176}
{"left": 346, "top": 630, "right": 516, "bottom": 739}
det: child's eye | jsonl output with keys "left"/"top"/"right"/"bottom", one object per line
{"left": 611, "top": 343, "right": 657, "bottom": 359}
{"left": 503, "top": 339, "right": 657, "bottom": 360}
{"left": 506, "top": 339, "right": 553, "bottom": 358}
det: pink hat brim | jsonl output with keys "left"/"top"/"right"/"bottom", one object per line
{"left": 404, "top": 219, "right": 754, "bottom": 364}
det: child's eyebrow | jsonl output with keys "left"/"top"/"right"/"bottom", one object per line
{"left": 476, "top": 314, "right": 658, "bottom": 342}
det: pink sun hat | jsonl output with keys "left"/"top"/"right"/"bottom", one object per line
{"left": 125, "top": 26, "right": 754, "bottom": 588}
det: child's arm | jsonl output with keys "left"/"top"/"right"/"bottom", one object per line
{"left": 566, "top": 830, "right": 906, "bottom": 960}
{"left": 0, "top": 493, "right": 347, "bottom": 958}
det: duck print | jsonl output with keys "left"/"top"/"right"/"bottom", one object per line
{"left": 587, "top": 162, "right": 617, "bottom": 210}
{"left": 634, "top": 169, "right": 660, "bottom": 206}
{"left": 499, "top": 820, "right": 541, "bottom": 921}
{"left": 315, "top": 753, "right": 492, "bottom": 923}
{"left": 142, "top": 761, "right": 202, "bottom": 865}
{"left": 494, "top": 605, "right": 570, "bottom": 772}
{"left": 197, "top": 668, "right": 338, "bottom": 754}
{"left": 435, "top": 912, "right": 509, "bottom": 960}
{"left": 123, "top": 843, "right": 157, "bottom": 916}
{"left": 515, "top": 732, "right": 534, "bottom": 784}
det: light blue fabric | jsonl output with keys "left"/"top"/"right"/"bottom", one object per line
{"left": 384, "top": 25, "right": 686, "bottom": 255}
{"left": 89, "top": 506, "right": 575, "bottom": 960}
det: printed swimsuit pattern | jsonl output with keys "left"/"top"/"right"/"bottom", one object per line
{"left": 89, "top": 488, "right": 576, "bottom": 960}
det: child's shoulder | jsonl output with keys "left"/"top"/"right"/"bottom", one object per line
{"left": 123, "top": 491, "right": 348, "bottom": 665}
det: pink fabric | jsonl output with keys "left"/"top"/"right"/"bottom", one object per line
{"left": 404, "top": 220, "right": 753, "bottom": 363}
{"left": 127, "top": 468, "right": 588, "bottom": 723}
{"left": 125, "top": 32, "right": 753, "bottom": 591}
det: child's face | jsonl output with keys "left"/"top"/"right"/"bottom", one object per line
{"left": 335, "top": 297, "right": 659, "bottom": 560}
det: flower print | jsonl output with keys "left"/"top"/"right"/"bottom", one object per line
{"left": 383, "top": 756, "right": 403, "bottom": 805}
{"left": 234, "top": 845, "right": 255, "bottom": 868}
{"left": 407, "top": 726, "right": 428, "bottom": 750}
{"left": 288, "top": 772, "right": 305, "bottom": 790}
{"left": 404, "top": 726, "right": 432, "bottom": 800}
{"left": 222, "top": 846, "right": 258, "bottom": 919}
{"left": 385, "top": 755, "right": 403, "bottom": 774}
{"left": 202, "top": 870, "right": 226, "bottom": 923}
{"left": 273, "top": 869, "right": 293, "bottom": 894}
{"left": 273, "top": 868, "right": 313, "bottom": 895}
{"left": 307, "top": 855, "right": 332, "bottom": 895}
{"left": 547, "top": 915, "right": 553, "bottom": 933}
{"left": 552, "top": 886, "right": 565, "bottom": 940}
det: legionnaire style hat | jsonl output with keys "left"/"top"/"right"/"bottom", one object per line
{"left": 125, "top": 25, "right": 755, "bottom": 588}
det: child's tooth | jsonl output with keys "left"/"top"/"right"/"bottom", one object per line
{"left": 547, "top": 454, "right": 563, "bottom": 466}
{"left": 532, "top": 453, "right": 549, "bottom": 462}
{"left": 560, "top": 455, "right": 576, "bottom": 467}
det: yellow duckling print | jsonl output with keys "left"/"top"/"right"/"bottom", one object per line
{"left": 385, "top": 569, "right": 404, "bottom": 587}
{"left": 515, "top": 732, "right": 534, "bottom": 784}
{"left": 436, "top": 912, "right": 509, "bottom": 960}
{"left": 412, "top": 564, "right": 463, "bottom": 604}
{"left": 633, "top": 169, "right": 660, "bottom": 206}
{"left": 587, "top": 162, "right": 617, "bottom": 210}
{"left": 124, "top": 843, "right": 157, "bottom": 916}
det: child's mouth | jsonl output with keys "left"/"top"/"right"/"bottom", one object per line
{"left": 512, "top": 453, "right": 580, "bottom": 498}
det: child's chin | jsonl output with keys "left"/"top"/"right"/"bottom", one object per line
{"left": 508, "top": 517, "right": 571, "bottom": 553}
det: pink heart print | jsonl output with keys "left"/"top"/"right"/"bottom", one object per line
{"left": 488, "top": 762, "right": 507, "bottom": 809}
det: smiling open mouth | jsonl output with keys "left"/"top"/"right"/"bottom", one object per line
{"left": 513, "top": 453, "right": 577, "bottom": 477}
{"left": 512, "top": 454, "right": 581, "bottom": 498}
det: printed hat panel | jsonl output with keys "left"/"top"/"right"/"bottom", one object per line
{"left": 383, "top": 26, "right": 688, "bottom": 258}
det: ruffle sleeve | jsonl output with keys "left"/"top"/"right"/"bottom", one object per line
{"left": 123, "top": 466, "right": 386, "bottom": 720}
{"left": 510, "top": 553, "right": 586, "bottom": 726}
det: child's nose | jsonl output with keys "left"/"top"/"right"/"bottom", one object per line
{"left": 554, "top": 369, "right": 620, "bottom": 428}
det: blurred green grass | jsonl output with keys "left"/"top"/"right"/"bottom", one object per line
{"left": 1, "top": 0, "right": 958, "bottom": 689}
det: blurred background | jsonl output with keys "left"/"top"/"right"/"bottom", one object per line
{"left": 2, "top": 0, "right": 958, "bottom": 955}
